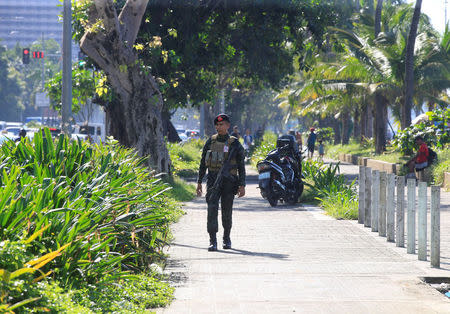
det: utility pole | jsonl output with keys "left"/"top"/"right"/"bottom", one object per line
{"left": 445, "top": 0, "right": 448, "bottom": 29}
{"left": 41, "top": 33, "right": 45, "bottom": 90}
{"left": 41, "top": 32, "right": 45, "bottom": 125}
{"left": 62, "top": 0, "right": 72, "bottom": 134}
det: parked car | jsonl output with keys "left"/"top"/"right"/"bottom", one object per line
{"left": 5, "top": 127, "right": 22, "bottom": 137}
{"left": 178, "top": 132, "right": 188, "bottom": 142}
{"left": 73, "top": 123, "right": 105, "bottom": 144}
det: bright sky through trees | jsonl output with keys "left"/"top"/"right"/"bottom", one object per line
{"left": 407, "top": 0, "right": 449, "bottom": 34}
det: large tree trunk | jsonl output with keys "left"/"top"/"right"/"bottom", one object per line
{"left": 374, "top": 93, "right": 387, "bottom": 154}
{"left": 341, "top": 110, "right": 351, "bottom": 145}
{"left": 374, "top": 0, "right": 383, "bottom": 38}
{"left": 204, "top": 102, "right": 217, "bottom": 136}
{"left": 331, "top": 118, "right": 341, "bottom": 145}
{"left": 80, "top": 0, "right": 170, "bottom": 173}
{"left": 162, "top": 108, "right": 181, "bottom": 143}
{"left": 353, "top": 108, "right": 361, "bottom": 141}
{"left": 403, "top": 0, "right": 422, "bottom": 129}
{"left": 360, "top": 103, "right": 367, "bottom": 140}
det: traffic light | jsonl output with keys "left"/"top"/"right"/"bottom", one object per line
{"left": 78, "top": 51, "right": 86, "bottom": 68}
{"left": 32, "top": 51, "right": 44, "bottom": 59}
{"left": 22, "top": 48, "right": 30, "bottom": 64}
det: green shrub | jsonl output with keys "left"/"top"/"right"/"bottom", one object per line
{"left": 168, "top": 139, "right": 204, "bottom": 178}
{"left": 250, "top": 131, "right": 277, "bottom": 167}
{"left": 392, "top": 123, "right": 438, "bottom": 155}
{"left": 72, "top": 274, "right": 174, "bottom": 313}
{"left": 302, "top": 160, "right": 357, "bottom": 220}
{"left": 392, "top": 109, "right": 449, "bottom": 155}
{"left": 317, "top": 190, "right": 358, "bottom": 219}
{"left": 0, "top": 227, "right": 70, "bottom": 312}
{"left": 0, "top": 128, "right": 180, "bottom": 310}
{"left": 301, "top": 127, "right": 335, "bottom": 144}
{"left": 315, "top": 127, "right": 335, "bottom": 143}
{"left": 431, "top": 148, "right": 450, "bottom": 186}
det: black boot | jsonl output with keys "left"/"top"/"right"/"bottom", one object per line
{"left": 223, "top": 234, "right": 231, "bottom": 250}
{"left": 223, "top": 238, "right": 231, "bottom": 249}
{"left": 208, "top": 234, "right": 217, "bottom": 251}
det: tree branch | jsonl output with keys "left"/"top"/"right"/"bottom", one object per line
{"left": 119, "top": 0, "right": 149, "bottom": 49}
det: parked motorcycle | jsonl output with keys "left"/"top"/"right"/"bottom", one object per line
{"left": 257, "top": 135, "right": 304, "bottom": 207}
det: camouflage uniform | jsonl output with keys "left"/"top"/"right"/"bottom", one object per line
{"left": 198, "top": 133, "right": 246, "bottom": 244}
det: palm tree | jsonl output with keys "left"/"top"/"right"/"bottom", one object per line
{"left": 403, "top": 0, "right": 422, "bottom": 129}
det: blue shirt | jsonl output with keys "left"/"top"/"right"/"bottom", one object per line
{"left": 307, "top": 132, "right": 317, "bottom": 146}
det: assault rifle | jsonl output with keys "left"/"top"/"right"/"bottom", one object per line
{"left": 209, "top": 141, "right": 239, "bottom": 203}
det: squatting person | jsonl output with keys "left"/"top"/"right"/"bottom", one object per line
{"left": 406, "top": 135, "right": 429, "bottom": 180}
{"left": 196, "top": 114, "right": 246, "bottom": 251}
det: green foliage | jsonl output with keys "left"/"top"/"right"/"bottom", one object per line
{"left": 0, "top": 45, "right": 23, "bottom": 121}
{"left": 431, "top": 149, "right": 450, "bottom": 186}
{"left": 167, "top": 139, "right": 204, "bottom": 178}
{"left": 392, "top": 122, "right": 441, "bottom": 155}
{"left": 315, "top": 127, "right": 335, "bottom": 143}
{"left": 45, "top": 64, "right": 109, "bottom": 114}
{"left": 302, "top": 160, "right": 357, "bottom": 220}
{"left": 250, "top": 131, "right": 277, "bottom": 167}
{"left": 72, "top": 274, "right": 174, "bottom": 313}
{"left": 163, "top": 176, "right": 196, "bottom": 202}
{"left": 0, "top": 228, "right": 70, "bottom": 312}
{"left": 0, "top": 128, "right": 180, "bottom": 311}
{"left": 316, "top": 190, "right": 358, "bottom": 220}
{"left": 427, "top": 108, "right": 450, "bottom": 147}
{"left": 3, "top": 40, "right": 61, "bottom": 121}
{"left": 325, "top": 141, "right": 374, "bottom": 159}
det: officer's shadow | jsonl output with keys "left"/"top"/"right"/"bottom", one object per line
{"left": 172, "top": 243, "right": 289, "bottom": 260}
{"left": 220, "top": 248, "right": 289, "bottom": 259}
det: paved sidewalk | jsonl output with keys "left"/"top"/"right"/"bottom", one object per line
{"left": 158, "top": 165, "right": 450, "bottom": 314}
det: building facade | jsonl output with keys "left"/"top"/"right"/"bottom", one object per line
{"left": 0, "top": 0, "right": 62, "bottom": 49}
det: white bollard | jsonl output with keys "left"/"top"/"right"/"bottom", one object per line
{"left": 418, "top": 182, "right": 427, "bottom": 261}
{"left": 407, "top": 178, "right": 416, "bottom": 254}
{"left": 358, "top": 166, "right": 365, "bottom": 224}
{"left": 430, "top": 186, "right": 440, "bottom": 268}
{"left": 378, "top": 172, "right": 387, "bottom": 237}
{"left": 371, "top": 170, "right": 379, "bottom": 232}
{"left": 386, "top": 173, "right": 395, "bottom": 242}
{"left": 364, "top": 167, "right": 372, "bottom": 227}
{"left": 396, "top": 176, "right": 405, "bottom": 247}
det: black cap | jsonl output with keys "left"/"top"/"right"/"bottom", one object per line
{"left": 214, "top": 113, "right": 230, "bottom": 125}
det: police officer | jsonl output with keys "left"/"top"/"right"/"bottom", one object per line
{"left": 196, "top": 114, "right": 246, "bottom": 251}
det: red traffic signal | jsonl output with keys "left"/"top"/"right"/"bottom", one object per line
{"left": 22, "top": 48, "right": 30, "bottom": 64}
{"left": 32, "top": 51, "right": 44, "bottom": 59}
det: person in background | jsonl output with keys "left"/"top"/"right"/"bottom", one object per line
{"left": 295, "top": 131, "right": 303, "bottom": 150}
{"left": 15, "top": 129, "right": 27, "bottom": 142}
{"left": 231, "top": 125, "right": 240, "bottom": 139}
{"left": 243, "top": 128, "right": 253, "bottom": 157}
{"left": 406, "top": 136, "right": 429, "bottom": 180}
{"left": 306, "top": 127, "right": 317, "bottom": 159}
{"left": 318, "top": 139, "right": 324, "bottom": 161}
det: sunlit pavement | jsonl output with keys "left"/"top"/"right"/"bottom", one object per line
{"left": 157, "top": 164, "right": 450, "bottom": 314}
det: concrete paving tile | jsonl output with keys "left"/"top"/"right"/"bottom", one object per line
{"left": 156, "top": 164, "right": 450, "bottom": 314}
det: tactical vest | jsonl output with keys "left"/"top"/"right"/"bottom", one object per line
{"left": 205, "top": 135, "right": 238, "bottom": 175}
